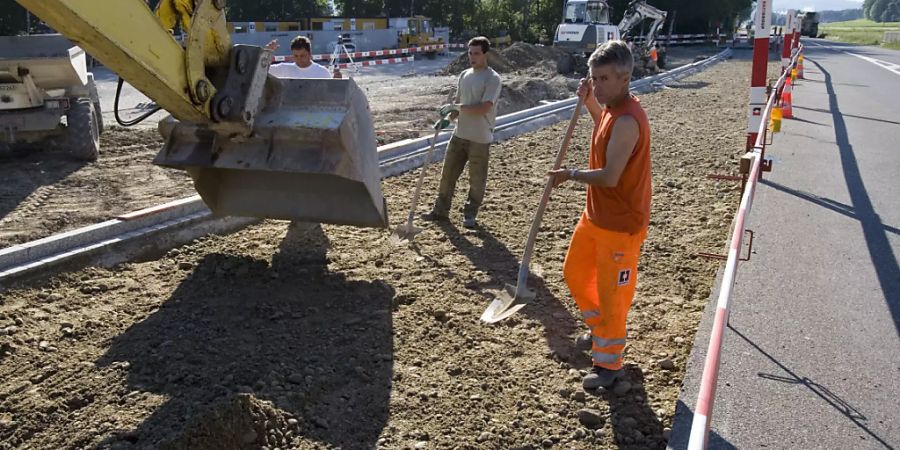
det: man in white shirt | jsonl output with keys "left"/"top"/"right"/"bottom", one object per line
{"left": 266, "top": 36, "right": 341, "bottom": 79}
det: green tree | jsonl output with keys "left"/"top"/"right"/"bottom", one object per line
{"left": 863, "top": 0, "right": 877, "bottom": 18}
{"left": 1, "top": 0, "right": 30, "bottom": 35}
{"left": 226, "top": 0, "right": 331, "bottom": 20}
{"left": 881, "top": 0, "right": 900, "bottom": 21}
{"left": 333, "top": 0, "right": 383, "bottom": 16}
{"left": 869, "top": 0, "right": 890, "bottom": 21}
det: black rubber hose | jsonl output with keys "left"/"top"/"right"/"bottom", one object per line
{"left": 114, "top": 77, "right": 162, "bottom": 127}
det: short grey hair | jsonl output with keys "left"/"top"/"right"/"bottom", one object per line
{"left": 588, "top": 40, "right": 633, "bottom": 77}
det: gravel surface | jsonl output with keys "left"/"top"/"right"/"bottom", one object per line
{"left": 0, "top": 57, "right": 770, "bottom": 450}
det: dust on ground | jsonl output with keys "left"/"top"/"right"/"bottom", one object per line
{"left": 0, "top": 57, "right": 776, "bottom": 450}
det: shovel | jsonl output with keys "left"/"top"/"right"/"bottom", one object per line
{"left": 389, "top": 115, "right": 451, "bottom": 244}
{"left": 481, "top": 96, "right": 585, "bottom": 323}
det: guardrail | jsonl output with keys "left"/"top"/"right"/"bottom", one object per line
{"left": 686, "top": 43, "right": 804, "bottom": 450}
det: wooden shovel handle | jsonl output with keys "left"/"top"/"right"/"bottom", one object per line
{"left": 515, "top": 95, "right": 586, "bottom": 288}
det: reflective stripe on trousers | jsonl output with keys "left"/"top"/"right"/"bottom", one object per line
{"left": 564, "top": 212, "right": 646, "bottom": 370}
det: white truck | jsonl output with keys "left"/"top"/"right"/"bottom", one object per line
{"left": 0, "top": 34, "right": 103, "bottom": 160}
{"left": 554, "top": 0, "right": 621, "bottom": 73}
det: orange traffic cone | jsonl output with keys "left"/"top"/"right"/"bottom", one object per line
{"left": 782, "top": 90, "right": 793, "bottom": 119}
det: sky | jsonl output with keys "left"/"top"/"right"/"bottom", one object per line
{"left": 772, "top": 0, "right": 863, "bottom": 12}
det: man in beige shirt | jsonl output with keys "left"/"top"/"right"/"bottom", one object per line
{"left": 423, "top": 36, "right": 502, "bottom": 229}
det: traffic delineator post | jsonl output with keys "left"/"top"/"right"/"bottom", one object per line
{"left": 770, "top": 105, "right": 783, "bottom": 132}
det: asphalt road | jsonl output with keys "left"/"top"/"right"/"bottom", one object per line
{"left": 670, "top": 39, "right": 900, "bottom": 449}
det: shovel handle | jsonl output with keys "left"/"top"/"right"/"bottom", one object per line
{"left": 404, "top": 127, "right": 443, "bottom": 228}
{"left": 515, "top": 95, "right": 586, "bottom": 287}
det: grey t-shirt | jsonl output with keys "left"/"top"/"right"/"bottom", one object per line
{"left": 454, "top": 67, "right": 502, "bottom": 144}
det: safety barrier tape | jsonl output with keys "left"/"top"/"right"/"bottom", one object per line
{"left": 273, "top": 45, "right": 445, "bottom": 63}
{"left": 686, "top": 43, "right": 804, "bottom": 450}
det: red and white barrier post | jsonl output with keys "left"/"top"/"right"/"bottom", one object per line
{"left": 746, "top": 0, "right": 773, "bottom": 151}
{"left": 687, "top": 45, "right": 801, "bottom": 450}
{"left": 782, "top": 10, "right": 796, "bottom": 73}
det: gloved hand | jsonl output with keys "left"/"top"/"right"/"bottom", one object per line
{"left": 433, "top": 116, "right": 452, "bottom": 131}
{"left": 439, "top": 103, "right": 460, "bottom": 117}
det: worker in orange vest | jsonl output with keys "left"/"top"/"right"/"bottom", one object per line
{"left": 548, "top": 40, "right": 652, "bottom": 390}
{"left": 649, "top": 44, "right": 659, "bottom": 71}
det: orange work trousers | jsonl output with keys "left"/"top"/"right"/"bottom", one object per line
{"left": 563, "top": 212, "right": 647, "bottom": 370}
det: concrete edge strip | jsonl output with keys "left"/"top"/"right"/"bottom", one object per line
{"left": 0, "top": 48, "right": 732, "bottom": 285}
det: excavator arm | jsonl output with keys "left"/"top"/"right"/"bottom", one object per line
{"left": 617, "top": 0, "right": 668, "bottom": 50}
{"left": 15, "top": 0, "right": 389, "bottom": 227}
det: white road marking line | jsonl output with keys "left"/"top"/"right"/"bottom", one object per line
{"left": 809, "top": 41, "right": 900, "bottom": 77}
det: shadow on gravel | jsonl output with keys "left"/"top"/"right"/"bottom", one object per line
{"left": 603, "top": 366, "right": 668, "bottom": 449}
{"left": 96, "top": 223, "right": 397, "bottom": 449}
{"left": 427, "top": 220, "right": 585, "bottom": 368}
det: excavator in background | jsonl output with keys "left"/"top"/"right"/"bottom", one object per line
{"left": 617, "top": 0, "right": 668, "bottom": 70}
{"left": 554, "top": 0, "right": 620, "bottom": 73}
{"left": 396, "top": 16, "right": 444, "bottom": 58}
{"left": 13, "top": 0, "right": 388, "bottom": 228}
{"left": 553, "top": 0, "right": 668, "bottom": 74}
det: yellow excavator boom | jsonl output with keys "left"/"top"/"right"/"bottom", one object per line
{"left": 15, "top": 0, "right": 388, "bottom": 227}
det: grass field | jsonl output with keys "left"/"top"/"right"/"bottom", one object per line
{"left": 820, "top": 19, "right": 900, "bottom": 50}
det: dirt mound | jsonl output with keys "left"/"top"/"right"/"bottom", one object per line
{"left": 163, "top": 394, "right": 300, "bottom": 450}
{"left": 444, "top": 49, "right": 514, "bottom": 74}
{"left": 443, "top": 42, "right": 568, "bottom": 75}
{"left": 496, "top": 76, "right": 579, "bottom": 115}
{"left": 502, "top": 42, "right": 569, "bottom": 73}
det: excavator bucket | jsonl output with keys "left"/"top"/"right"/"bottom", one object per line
{"left": 155, "top": 77, "right": 388, "bottom": 228}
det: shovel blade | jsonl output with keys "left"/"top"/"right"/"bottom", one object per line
{"left": 389, "top": 223, "right": 422, "bottom": 245}
{"left": 480, "top": 283, "right": 535, "bottom": 323}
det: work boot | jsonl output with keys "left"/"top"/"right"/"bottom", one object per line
{"left": 575, "top": 332, "right": 592, "bottom": 351}
{"left": 421, "top": 211, "right": 448, "bottom": 222}
{"left": 463, "top": 217, "right": 477, "bottom": 229}
{"left": 583, "top": 366, "right": 622, "bottom": 390}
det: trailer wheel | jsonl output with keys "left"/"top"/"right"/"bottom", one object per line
{"left": 62, "top": 99, "right": 100, "bottom": 161}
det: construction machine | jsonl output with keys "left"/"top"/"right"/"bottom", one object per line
{"left": 0, "top": 34, "right": 103, "bottom": 161}
{"left": 397, "top": 16, "right": 444, "bottom": 58}
{"left": 617, "top": 0, "right": 668, "bottom": 70}
{"left": 554, "top": 0, "right": 620, "bottom": 73}
{"left": 14, "top": 0, "right": 388, "bottom": 228}
{"left": 799, "top": 11, "right": 820, "bottom": 38}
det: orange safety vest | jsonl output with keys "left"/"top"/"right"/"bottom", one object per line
{"left": 586, "top": 94, "right": 652, "bottom": 234}
{"left": 649, "top": 48, "right": 658, "bottom": 61}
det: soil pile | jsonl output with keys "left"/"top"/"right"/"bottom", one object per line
{"left": 444, "top": 42, "right": 568, "bottom": 75}
{"left": 496, "top": 76, "right": 578, "bottom": 116}
{"left": 163, "top": 394, "right": 301, "bottom": 450}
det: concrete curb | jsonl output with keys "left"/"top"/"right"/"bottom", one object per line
{"left": 0, "top": 48, "right": 732, "bottom": 287}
